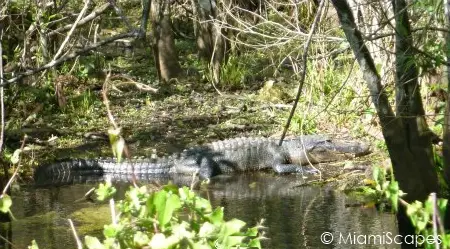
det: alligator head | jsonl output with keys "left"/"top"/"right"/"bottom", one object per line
{"left": 283, "top": 135, "right": 371, "bottom": 165}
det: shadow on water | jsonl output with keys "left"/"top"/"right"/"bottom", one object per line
{"left": 3, "top": 173, "right": 398, "bottom": 249}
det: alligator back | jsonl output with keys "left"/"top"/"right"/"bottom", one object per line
{"left": 180, "top": 137, "right": 289, "bottom": 177}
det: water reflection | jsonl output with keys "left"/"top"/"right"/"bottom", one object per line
{"left": 4, "top": 173, "right": 398, "bottom": 249}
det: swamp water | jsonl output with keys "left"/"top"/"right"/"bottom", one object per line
{"left": 3, "top": 174, "right": 398, "bottom": 249}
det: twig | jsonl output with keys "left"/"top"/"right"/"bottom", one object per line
{"left": 1, "top": 136, "right": 27, "bottom": 197}
{"left": 101, "top": 66, "right": 136, "bottom": 186}
{"left": 68, "top": 219, "right": 83, "bottom": 249}
{"left": 47, "top": 3, "right": 111, "bottom": 37}
{"left": 430, "top": 193, "right": 440, "bottom": 249}
{"left": 108, "top": 0, "right": 134, "bottom": 32}
{"left": 52, "top": 0, "right": 91, "bottom": 62}
{"left": 0, "top": 232, "right": 16, "bottom": 248}
{"left": 110, "top": 75, "right": 158, "bottom": 93}
{"left": 102, "top": 69, "right": 118, "bottom": 129}
{"left": 2, "top": 31, "right": 139, "bottom": 86}
{"left": 0, "top": 25, "right": 5, "bottom": 154}
{"left": 110, "top": 198, "right": 116, "bottom": 225}
{"left": 279, "top": 0, "right": 326, "bottom": 145}
{"left": 190, "top": 170, "right": 199, "bottom": 190}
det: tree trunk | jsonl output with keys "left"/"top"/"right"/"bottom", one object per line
{"left": 442, "top": 0, "right": 450, "bottom": 228}
{"left": 191, "top": 0, "right": 229, "bottom": 84}
{"left": 330, "top": 0, "right": 439, "bottom": 246}
{"left": 150, "top": 0, "right": 182, "bottom": 82}
{"left": 140, "top": 0, "right": 151, "bottom": 37}
{"left": 391, "top": 0, "right": 439, "bottom": 196}
{"left": 443, "top": 0, "right": 450, "bottom": 187}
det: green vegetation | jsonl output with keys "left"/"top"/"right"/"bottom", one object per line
{"left": 2, "top": 0, "right": 450, "bottom": 248}
{"left": 355, "top": 166, "right": 450, "bottom": 248}
{"left": 22, "top": 181, "right": 263, "bottom": 249}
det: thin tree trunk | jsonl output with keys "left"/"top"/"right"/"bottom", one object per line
{"left": 191, "top": 0, "right": 229, "bottom": 84}
{"left": 140, "top": 0, "right": 151, "bottom": 37}
{"left": 150, "top": 0, "right": 182, "bottom": 82}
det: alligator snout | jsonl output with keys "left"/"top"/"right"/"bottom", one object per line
{"left": 334, "top": 140, "right": 371, "bottom": 157}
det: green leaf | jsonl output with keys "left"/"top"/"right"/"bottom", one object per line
{"left": 149, "top": 233, "right": 168, "bottom": 249}
{"left": 84, "top": 236, "right": 104, "bottom": 249}
{"left": 223, "top": 235, "right": 245, "bottom": 247}
{"left": 11, "top": 149, "right": 22, "bottom": 164}
{"left": 386, "top": 181, "right": 399, "bottom": 211}
{"left": 134, "top": 231, "right": 150, "bottom": 246}
{"left": 245, "top": 227, "right": 259, "bottom": 237}
{"left": 220, "top": 219, "right": 246, "bottom": 237}
{"left": 103, "top": 224, "right": 120, "bottom": 238}
{"left": 248, "top": 238, "right": 262, "bottom": 248}
{"left": 437, "top": 198, "right": 448, "bottom": 218}
{"left": 96, "top": 182, "right": 117, "bottom": 201}
{"left": 372, "top": 166, "right": 381, "bottom": 184}
{"left": 207, "top": 207, "right": 224, "bottom": 225}
{"left": 0, "top": 195, "right": 12, "bottom": 213}
{"left": 161, "top": 193, "right": 181, "bottom": 226}
{"left": 152, "top": 190, "right": 181, "bottom": 228}
{"left": 194, "top": 197, "right": 212, "bottom": 212}
{"left": 199, "top": 222, "right": 217, "bottom": 238}
{"left": 28, "top": 240, "right": 39, "bottom": 249}
{"left": 192, "top": 242, "right": 212, "bottom": 249}
{"left": 108, "top": 128, "right": 124, "bottom": 162}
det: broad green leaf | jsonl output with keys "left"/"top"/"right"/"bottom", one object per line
{"left": 152, "top": 190, "right": 181, "bottom": 228}
{"left": 220, "top": 219, "right": 246, "bottom": 237}
{"left": 160, "top": 193, "right": 181, "bottom": 226}
{"left": 0, "top": 195, "right": 12, "bottom": 213}
{"left": 85, "top": 236, "right": 104, "bottom": 249}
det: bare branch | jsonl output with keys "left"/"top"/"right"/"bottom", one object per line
{"left": 52, "top": 0, "right": 91, "bottom": 61}
{"left": 47, "top": 2, "right": 112, "bottom": 37}
{"left": 0, "top": 24, "right": 4, "bottom": 154}
{"left": 1, "top": 31, "right": 139, "bottom": 86}
{"left": 279, "top": 0, "right": 326, "bottom": 144}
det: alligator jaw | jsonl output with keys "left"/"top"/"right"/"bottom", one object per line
{"left": 284, "top": 136, "right": 371, "bottom": 165}
{"left": 325, "top": 138, "right": 371, "bottom": 157}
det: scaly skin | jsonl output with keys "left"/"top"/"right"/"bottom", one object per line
{"left": 34, "top": 135, "right": 370, "bottom": 185}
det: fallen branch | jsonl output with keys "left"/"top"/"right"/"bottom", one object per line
{"left": 110, "top": 74, "right": 158, "bottom": 93}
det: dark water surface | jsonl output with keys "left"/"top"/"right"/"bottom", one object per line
{"left": 4, "top": 174, "right": 398, "bottom": 249}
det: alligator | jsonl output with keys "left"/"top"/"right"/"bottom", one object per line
{"left": 34, "top": 135, "right": 370, "bottom": 186}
